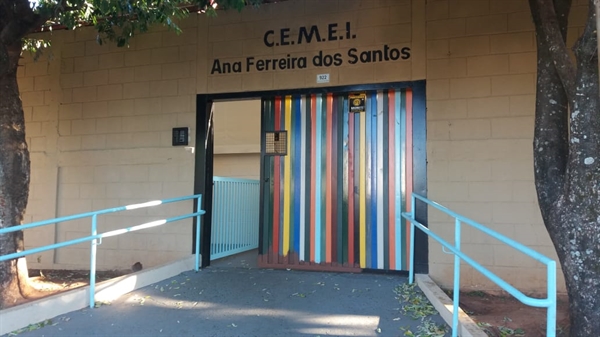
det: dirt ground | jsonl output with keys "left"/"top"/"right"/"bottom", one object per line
{"left": 27, "top": 269, "right": 131, "bottom": 292}
{"left": 457, "top": 290, "right": 570, "bottom": 337}
{"left": 3, "top": 269, "right": 131, "bottom": 309}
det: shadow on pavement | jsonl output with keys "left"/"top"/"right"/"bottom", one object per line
{"left": 7, "top": 250, "right": 449, "bottom": 337}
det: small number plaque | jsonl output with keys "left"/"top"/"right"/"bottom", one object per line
{"left": 316, "top": 73, "right": 330, "bottom": 83}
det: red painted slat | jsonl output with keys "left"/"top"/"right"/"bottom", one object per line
{"left": 310, "top": 95, "right": 317, "bottom": 263}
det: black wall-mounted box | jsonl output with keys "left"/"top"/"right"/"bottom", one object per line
{"left": 172, "top": 127, "right": 189, "bottom": 146}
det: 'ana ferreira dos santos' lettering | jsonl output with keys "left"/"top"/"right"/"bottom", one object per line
{"left": 210, "top": 22, "right": 411, "bottom": 75}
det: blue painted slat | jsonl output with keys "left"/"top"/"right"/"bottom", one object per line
{"left": 370, "top": 92, "right": 378, "bottom": 269}
{"left": 394, "top": 90, "right": 403, "bottom": 270}
{"left": 299, "top": 95, "right": 307, "bottom": 260}
{"left": 315, "top": 94, "right": 323, "bottom": 264}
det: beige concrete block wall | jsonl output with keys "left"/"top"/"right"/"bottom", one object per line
{"left": 18, "top": 34, "right": 63, "bottom": 267}
{"left": 200, "top": 0, "right": 421, "bottom": 92}
{"left": 426, "top": 0, "right": 585, "bottom": 294}
{"left": 213, "top": 100, "right": 261, "bottom": 180}
{"left": 214, "top": 154, "right": 260, "bottom": 180}
{"left": 20, "top": 21, "right": 199, "bottom": 270}
{"left": 14, "top": 0, "right": 578, "bottom": 294}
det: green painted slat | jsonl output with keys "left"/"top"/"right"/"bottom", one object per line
{"left": 331, "top": 96, "right": 339, "bottom": 262}
{"left": 304, "top": 95, "right": 312, "bottom": 261}
{"left": 264, "top": 99, "right": 275, "bottom": 254}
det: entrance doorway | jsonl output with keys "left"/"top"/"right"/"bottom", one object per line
{"left": 260, "top": 88, "right": 416, "bottom": 272}
{"left": 194, "top": 81, "right": 428, "bottom": 273}
{"left": 210, "top": 100, "right": 261, "bottom": 261}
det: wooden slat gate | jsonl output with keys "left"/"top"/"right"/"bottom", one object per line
{"left": 259, "top": 89, "right": 415, "bottom": 271}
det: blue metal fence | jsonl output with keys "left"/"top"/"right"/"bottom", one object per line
{"left": 0, "top": 194, "right": 205, "bottom": 308}
{"left": 402, "top": 193, "right": 557, "bottom": 337}
{"left": 211, "top": 177, "right": 260, "bottom": 260}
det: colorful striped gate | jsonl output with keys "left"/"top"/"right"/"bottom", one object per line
{"left": 259, "top": 88, "right": 414, "bottom": 272}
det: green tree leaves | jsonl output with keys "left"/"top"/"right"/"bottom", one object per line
{"left": 17, "top": 0, "right": 263, "bottom": 49}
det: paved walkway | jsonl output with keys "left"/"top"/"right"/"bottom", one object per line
{"left": 9, "top": 251, "right": 449, "bottom": 336}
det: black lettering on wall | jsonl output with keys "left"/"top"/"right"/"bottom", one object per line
{"left": 298, "top": 25, "right": 322, "bottom": 44}
{"left": 401, "top": 47, "right": 411, "bottom": 60}
{"left": 328, "top": 23, "right": 338, "bottom": 41}
{"left": 280, "top": 28, "right": 291, "bottom": 46}
{"left": 264, "top": 30, "right": 275, "bottom": 47}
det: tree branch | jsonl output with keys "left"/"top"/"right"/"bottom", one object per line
{"left": 529, "top": 0, "right": 577, "bottom": 101}
{"left": 529, "top": 0, "right": 572, "bottom": 217}
{"left": 0, "top": 0, "right": 49, "bottom": 46}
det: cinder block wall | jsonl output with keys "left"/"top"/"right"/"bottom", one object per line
{"left": 198, "top": 0, "right": 423, "bottom": 92}
{"left": 213, "top": 100, "right": 261, "bottom": 180}
{"left": 425, "top": 0, "right": 586, "bottom": 293}
{"left": 16, "top": 0, "right": 578, "bottom": 293}
{"left": 19, "top": 21, "right": 200, "bottom": 269}
{"left": 18, "top": 35, "right": 62, "bottom": 267}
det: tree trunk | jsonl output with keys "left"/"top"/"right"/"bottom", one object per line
{"left": 0, "top": 39, "right": 33, "bottom": 309}
{"left": 530, "top": 1, "right": 600, "bottom": 335}
{"left": 560, "top": 4, "right": 600, "bottom": 333}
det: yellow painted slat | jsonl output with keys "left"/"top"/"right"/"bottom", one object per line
{"left": 359, "top": 108, "right": 367, "bottom": 268}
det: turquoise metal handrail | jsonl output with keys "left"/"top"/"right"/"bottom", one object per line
{"left": 0, "top": 194, "right": 205, "bottom": 308}
{"left": 402, "top": 193, "right": 556, "bottom": 337}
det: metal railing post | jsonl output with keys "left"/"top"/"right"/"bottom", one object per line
{"left": 409, "top": 194, "right": 416, "bottom": 284}
{"left": 195, "top": 195, "right": 202, "bottom": 271}
{"left": 547, "top": 261, "right": 557, "bottom": 336}
{"left": 403, "top": 193, "right": 558, "bottom": 337}
{"left": 0, "top": 194, "right": 205, "bottom": 313}
{"left": 452, "top": 218, "right": 461, "bottom": 337}
{"left": 89, "top": 214, "right": 98, "bottom": 308}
